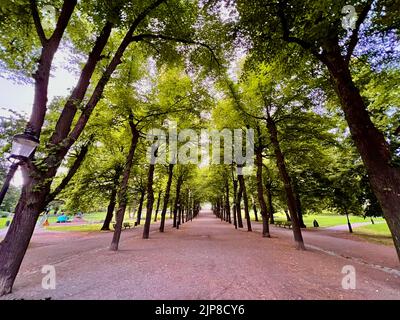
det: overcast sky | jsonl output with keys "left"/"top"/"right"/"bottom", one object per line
{"left": 0, "top": 50, "right": 79, "bottom": 187}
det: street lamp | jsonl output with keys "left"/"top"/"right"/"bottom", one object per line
{"left": 0, "top": 131, "right": 39, "bottom": 207}
{"left": 10, "top": 132, "right": 40, "bottom": 160}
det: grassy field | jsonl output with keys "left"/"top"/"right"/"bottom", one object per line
{"left": 353, "top": 223, "right": 393, "bottom": 246}
{"left": 44, "top": 212, "right": 171, "bottom": 232}
{"left": 248, "top": 211, "right": 393, "bottom": 246}
{"left": 0, "top": 217, "right": 9, "bottom": 229}
{"left": 249, "top": 212, "right": 385, "bottom": 228}
{"left": 46, "top": 223, "right": 105, "bottom": 232}
{"left": 0, "top": 210, "right": 172, "bottom": 231}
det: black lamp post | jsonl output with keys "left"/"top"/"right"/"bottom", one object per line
{"left": 0, "top": 131, "right": 39, "bottom": 207}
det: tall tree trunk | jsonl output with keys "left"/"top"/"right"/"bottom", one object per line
{"left": 101, "top": 166, "right": 122, "bottom": 230}
{"left": 292, "top": 179, "right": 306, "bottom": 228}
{"left": 265, "top": 183, "right": 275, "bottom": 224}
{"left": 0, "top": 0, "right": 78, "bottom": 296}
{"left": 46, "top": 140, "right": 91, "bottom": 204}
{"left": 284, "top": 209, "right": 291, "bottom": 222}
{"left": 0, "top": 0, "right": 168, "bottom": 296}
{"left": 219, "top": 197, "right": 224, "bottom": 221}
{"left": 225, "top": 180, "right": 231, "bottom": 224}
{"left": 0, "top": 162, "right": 19, "bottom": 207}
{"left": 143, "top": 155, "right": 157, "bottom": 239}
{"left": 110, "top": 117, "right": 139, "bottom": 251}
{"left": 154, "top": 190, "right": 162, "bottom": 222}
{"left": 322, "top": 47, "right": 400, "bottom": 259}
{"left": 238, "top": 171, "right": 252, "bottom": 232}
{"left": 252, "top": 198, "right": 259, "bottom": 222}
{"left": 294, "top": 191, "right": 306, "bottom": 228}
{"left": 173, "top": 177, "right": 183, "bottom": 228}
{"left": 135, "top": 190, "right": 146, "bottom": 226}
{"left": 234, "top": 178, "right": 244, "bottom": 228}
{"left": 266, "top": 115, "right": 305, "bottom": 250}
{"left": 101, "top": 186, "right": 118, "bottom": 231}
{"left": 231, "top": 172, "right": 238, "bottom": 229}
{"left": 255, "top": 147, "right": 270, "bottom": 237}
{"left": 345, "top": 210, "right": 353, "bottom": 234}
{"left": 177, "top": 201, "right": 182, "bottom": 229}
{"left": 160, "top": 164, "right": 174, "bottom": 232}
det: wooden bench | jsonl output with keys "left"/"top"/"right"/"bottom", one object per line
{"left": 274, "top": 221, "right": 292, "bottom": 229}
{"left": 112, "top": 222, "right": 133, "bottom": 230}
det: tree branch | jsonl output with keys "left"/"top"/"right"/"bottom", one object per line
{"left": 345, "top": 0, "right": 374, "bottom": 65}
{"left": 130, "top": 33, "right": 221, "bottom": 67}
{"left": 29, "top": 0, "right": 47, "bottom": 46}
{"left": 48, "top": 0, "right": 77, "bottom": 45}
{"left": 277, "top": 0, "right": 324, "bottom": 60}
{"left": 50, "top": 21, "right": 114, "bottom": 145}
{"left": 67, "top": 0, "right": 166, "bottom": 146}
{"left": 46, "top": 140, "right": 91, "bottom": 204}
{"left": 395, "top": 125, "right": 400, "bottom": 136}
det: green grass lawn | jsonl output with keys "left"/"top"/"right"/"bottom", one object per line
{"left": 248, "top": 210, "right": 392, "bottom": 246}
{"left": 249, "top": 211, "right": 385, "bottom": 228}
{"left": 46, "top": 223, "right": 105, "bottom": 232}
{"left": 1, "top": 210, "right": 171, "bottom": 231}
{"left": 0, "top": 217, "right": 9, "bottom": 229}
{"left": 353, "top": 223, "right": 393, "bottom": 246}
{"left": 45, "top": 212, "right": 171, "bottom": 232}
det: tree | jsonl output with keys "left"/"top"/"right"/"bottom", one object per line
{"left": 0, "top": 0, "right": 218, "bottom": 295}
{"left": 236, "top": 0, "right": 400, "bottom": 260}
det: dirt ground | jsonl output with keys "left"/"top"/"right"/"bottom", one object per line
{"left": 1, "top": 210, "right": 399, "bottom": 300}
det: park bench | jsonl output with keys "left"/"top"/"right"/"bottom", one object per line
{"left": 112, "top": 222, "right": 133, "bottom": 230}
{"left": 274, "top": 221, "right": 292, "bottom": 229}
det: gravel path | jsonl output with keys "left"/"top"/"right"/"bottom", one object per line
{"left": 1, "top": 210, "right": 399, "bottom": 300}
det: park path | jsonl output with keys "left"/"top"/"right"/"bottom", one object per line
{"left": 248, "top": 220, "right": 399, "bottom": 273}
{"left": 1, "top": 210, "right": 400, "bottom": 300}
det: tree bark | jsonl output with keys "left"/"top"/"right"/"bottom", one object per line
{"left": 294, "top": 189, "right": 306, "bottom": 228}
{"left": 255, "top": 147, "right": 270, "bottom": 237}
{"left": 238, "top": 171, "right": 252, "bottom": 232}
{"left": 110, "top": 117, "right": 139, "bottom": 251}
{"left": 49, "top": 22, "right": 114, "bottom": 145}
{"left": 46, "top": 141, "right": 90, "bottom": 204}
{"left": 345, "top": 210, "right": 353, "bottom": 234}
{"left": 173, "top": 177, "right": 183, "bottom": 228}
{"left": 135, "top": 190, "right": 146, "bottom": 226}
{"left": 101, "top": 187, "right": 117, "bottom": 231}
{"left": 225, "top": 180, "right": 231, "bottom": 224}
{"left": 266, "top": 186, "right": 275, "bottom": 225}
{"left": 0, "top": 0, "right": 78, "bottom": 296}
{"left": 322, "top": 46, "right": 400, "bottom": 259}
{"left": 160, "top": 164, "right": 174, "bottom": 232}
{"left": 0, "top": 0, "right": 168, "bottom": 296}
{"left": 266, "top": 115, "right": 305, "bottom": 250}
{"left": 234, "top": 178, "right": 244, "bottom": 228}
{"left": 252, "top": 198, "right": 259, "bottom": 222}
{"left": 154, "top": 190, "right": 162, "bottom": 222}
{"left": 0, "top": 162, "right": 19, "bottom": 207}
{"left": 291, "top": 177, "right": 306, "bottom": 228}
{"left": 29, "top": 0, "right": 77, "bottom": 138}
{"left": 101, "top": 167, "right": 122, "bottom": 231}
{"left": 231, "top": 169, "right": 238, "bottom": 229}
{"left": 177, "top": 201, "right": 182, "bottom": 229}
{"left": 143, "top": 158, "right": 156, "bottom": 239}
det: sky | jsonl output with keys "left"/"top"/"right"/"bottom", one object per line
{"left": 0, "top": 50, "right": 79, "bottom": 186}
